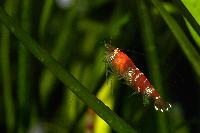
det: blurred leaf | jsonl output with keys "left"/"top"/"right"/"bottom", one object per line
{"left": 0, "top": 7, "right": 136, "bottom": 133}
{"left": 173, "top": 0, "right": 200, "bottom": 48}
{"left": 151, "top": 0, "right": 200, "bottom": 78}
{"left": 0, "top": 1, "right": 17, "bottom": 132}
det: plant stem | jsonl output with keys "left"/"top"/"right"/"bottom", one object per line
{"left": 17, "top": 0, "right": 32, "bottom": 132}
{"left": 0, "top": 1, "right": 16, "bottom": 132}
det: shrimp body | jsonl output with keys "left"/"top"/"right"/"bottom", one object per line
{"left": 105, "top": 44, "right": 171, "bottom": 112}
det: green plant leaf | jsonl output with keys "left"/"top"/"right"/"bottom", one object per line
{"left": 173, "top": 0, "right": 200, "bottom": 48}
{"left": 0, "top": 7, "right": 136, "bottom": 133}
{"left": 151, "top": 0, "right": 200, "bottom": 78}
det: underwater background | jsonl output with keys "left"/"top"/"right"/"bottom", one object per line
{"left": 0, "top": 0, "right": 200, "bottom": 133}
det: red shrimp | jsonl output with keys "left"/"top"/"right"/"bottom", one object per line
{"left": 105, "top": 44, "right": 171, "bottom": 112}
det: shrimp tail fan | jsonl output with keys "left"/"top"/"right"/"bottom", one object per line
{"left": 154, "top": 98, "right": 171, "bottom": 112}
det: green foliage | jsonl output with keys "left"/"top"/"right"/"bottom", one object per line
{"left": 0, "top": 0, "right": 200, "bottom": 133}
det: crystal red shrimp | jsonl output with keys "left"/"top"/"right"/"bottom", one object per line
{"left": 105, "top": 44, "right": 171, "bottom": 112}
